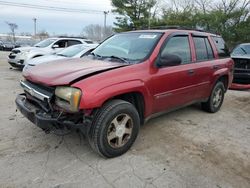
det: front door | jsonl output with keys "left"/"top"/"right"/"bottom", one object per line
{"left": 151, "top": 34, "right": 198, "bottom": 113}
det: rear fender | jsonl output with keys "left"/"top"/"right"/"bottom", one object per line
{"left": 211, "top": 68, "right": 230, "bottom": 90}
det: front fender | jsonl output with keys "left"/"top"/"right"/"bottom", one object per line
{"left": 77, "top": 80, "right": 153, "bottom": 115}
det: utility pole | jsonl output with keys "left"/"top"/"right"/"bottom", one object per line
{"left": 103, "top": 11, "right": 109, "bottom": 38}
{"left": 33, "top": 18, "right": 37, "bottom": 37}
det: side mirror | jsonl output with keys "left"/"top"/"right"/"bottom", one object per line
{"left": 52, "top": 44, "right": 59, "bottom": 49}
{"left": 157, "top": 53, "right": 182, "bottom": 67}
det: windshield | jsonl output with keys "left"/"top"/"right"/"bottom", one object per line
{"left": 92, "top": 32, "right": 162, "bottom": 63}
{"left": 57, "top": 44, "right": 87, "bottom": 57}
{"left": 34, "top": 39, "right": 56, "bottom": 48}
{"left": 232, "top": 44, "right": 250, "bottom": 55}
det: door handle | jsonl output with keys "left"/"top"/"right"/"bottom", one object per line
{"left": 188, "top": 69, "right": 195, "bottom": 75}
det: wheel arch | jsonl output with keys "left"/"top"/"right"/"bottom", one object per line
{"left": 105, "top": 92, "right": 145, "bottom": 125}
{"left": 32, "top": 54, "right": 43, "bottom": 58}
{"left": 216, "top": 74, "right": 229, "bottom": 92}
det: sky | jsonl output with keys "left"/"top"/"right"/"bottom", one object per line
{"left": 0, "top": 0, "right": 116, "bottom": 35}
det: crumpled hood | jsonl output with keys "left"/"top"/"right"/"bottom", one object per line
{"left": 22, "top": 57, "right": 125, "bottom": 86}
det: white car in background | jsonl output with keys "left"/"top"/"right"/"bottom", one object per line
{"left": 8, "top": 37, "right": 96, "bottom": 68}
{"left": 23, "top": 44, "right": 98, "bottom": 70}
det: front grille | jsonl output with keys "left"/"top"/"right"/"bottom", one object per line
{"left": 233, "top": 58, "right": 250, "bottom": 69}
{"left": 12, "top": 49, "right": 20, "bottom": 54}
{"left": 21, "top": 80, "right": 54, "bottom": 100}
{"left": 20, "top": 80, "right": 55, "bottom": 112}
{"left": 233, "top": 58, "right": 250, "bottom": 84}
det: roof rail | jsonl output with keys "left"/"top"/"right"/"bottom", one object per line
{"left": 140, "top": 25, "right": 218, "bottom": 35}
{"left": 57, "top": 36, "right": 88, "bottom": 39}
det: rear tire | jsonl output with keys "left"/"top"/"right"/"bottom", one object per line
{"left": 87, "top": 99, "right": 140, "bottom": 158}
{"left": 202, "top": 81, "right": 225, "bottom": 113}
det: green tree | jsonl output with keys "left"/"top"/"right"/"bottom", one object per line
{"left": 111, "top": 0, "right": 157, "bottom": 32}
{"left": 111, "top": 0, "right": 250, "bottom": 47}
{"left": 161, "top": 6, "right": 198, "bottom": 28}
{"left": 195, "top": 0, "right": 250, "bottom": 47}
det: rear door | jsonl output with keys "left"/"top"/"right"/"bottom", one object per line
{"left": 151, "top": 34, "right": 199, "bottom": 113}
{"left": 189, "top": 35, "right": 216, "bottom": 99}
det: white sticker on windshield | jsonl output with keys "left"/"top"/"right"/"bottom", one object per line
{"left": 139, "top": 34, "right": 157, "bottom": 39}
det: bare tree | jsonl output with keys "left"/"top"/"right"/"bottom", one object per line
{"left": 82, "top": 24, "right": 114, "bottom": 42}
{"left": 5, "top": 22, "right": 18, "bottom": 44}
{"left": 194, "top": 0, "right": 213, "bottom": 13}
{"left": 37, "top": 30, "right": 49, "bottom": 40}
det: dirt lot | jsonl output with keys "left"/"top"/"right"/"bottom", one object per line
{"left": 0, "top": 51, "right": 249, "bottom": 188}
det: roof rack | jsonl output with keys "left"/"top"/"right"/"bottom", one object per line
{"left": 57, "top": 36, "right": 88, "bottom": 39}
{"left": 141, "top": 26, "right": 218, "bottom": 35}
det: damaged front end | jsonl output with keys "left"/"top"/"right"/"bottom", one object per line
{"left": 233, "top": 58, "right": 250, "bottom": 84}
{"left": 15, "top": 80, "right": 92, "bottom": 135}
{"left": 231, "top": 57, "right": 250, "bottom": 90}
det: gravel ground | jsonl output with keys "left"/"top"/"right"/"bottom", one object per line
{"left": 0, "top": 51, "right": 249, "bottom": 188}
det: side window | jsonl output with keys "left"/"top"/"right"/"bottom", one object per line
{"left": 54, "top": 40, "right": 67, "bottom": 48}
{"left": 161, "top": 36, "right": 191, "bottom": 64}
{"left": 205, "top": 38, "right": 214, "bottom": 59}
{"left": 68, "top": 40, "right": 82, "bottom": 46}
{"left": 211, "top": 36, "right": 230, "bottom": 58}
{"left": 193, "top": 37, "right": 214, "bottom": 61}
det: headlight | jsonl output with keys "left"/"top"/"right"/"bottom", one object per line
{"left": 55, "top": 87, "right": 82, "bottom": 112}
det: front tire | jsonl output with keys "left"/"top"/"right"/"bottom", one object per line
{"left": 202, "top": 81, "right": 225, "bottom": 113}
{"left": 88, "top": 99, "right": 140, "bottom": 158}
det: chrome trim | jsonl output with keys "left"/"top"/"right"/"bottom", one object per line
{"left": 20, "top": 80, "right": 50, "bottom": 101}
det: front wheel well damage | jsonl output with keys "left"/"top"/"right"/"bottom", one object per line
{"left": 101, "top": 92, "right": 145, "bottom": 125}
{"left": 217, "top": 75, "right": 229, "bottom": 91}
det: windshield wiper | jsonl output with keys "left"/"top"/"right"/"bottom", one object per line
{"left": 90, "top": 53, "right": 131, "bottom": 64}
{"left": 104, "top": 55, "right": 131, "bottom": 64}
{"left": 90, "top": 52, "right": 102, "bottom": 58}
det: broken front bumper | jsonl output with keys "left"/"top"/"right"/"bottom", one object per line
{"left": 15, "top": 94, "right": 90, "bottom": 135}
{"left": 16, "top": 94, "right": 58, "bottom": 132}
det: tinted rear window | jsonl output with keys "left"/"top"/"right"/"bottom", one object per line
{"left": 68, "top": 40, "right": 82, "bottom": 46}
{"left": 212, "top": 36, "right": 230, "bottom": 58}
{"left": 193, "top": 37, "right": 214, "bottom": 61}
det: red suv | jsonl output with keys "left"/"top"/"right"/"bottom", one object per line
{"left": 16, "top": 29, "right": 234, "bottom": 158}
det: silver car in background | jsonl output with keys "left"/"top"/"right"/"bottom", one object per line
{"left": 8, "top": 37, "right": 96, "bottom": 68}
{"left": 23, "top": 44, "right": 98, "bottom": 70}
